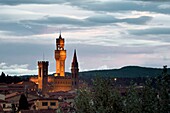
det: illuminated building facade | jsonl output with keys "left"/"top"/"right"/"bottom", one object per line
{"left": 54, "top": 34, "right": 66, "bottom": 77}
{"left": 30, "top": 34, "right": 79, "bottom": 93}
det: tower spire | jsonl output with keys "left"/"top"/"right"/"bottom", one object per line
{"left": 59, "top": 30, "right": 62, "bottom": 39}
{"left": 71, "top": 49, "right": 79, "bottom": 89}
{"left": 72, "top": 49, "right": 78, "bottom": 67}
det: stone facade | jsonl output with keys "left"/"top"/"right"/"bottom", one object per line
{"left": 30, "top": 34, "right": 79, "bottom": 93}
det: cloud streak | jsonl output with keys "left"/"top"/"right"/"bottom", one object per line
{"left": 129, "top": 27, "right": 170, "bottom": 35}
{"left": 0, "top": 15, "right": 152, "bottom": 36}
{"left": 0, "top": 0, "right": 170, "bottom": 14}
{"left": 0, "top": 62, "right": 37, "bottom": 75}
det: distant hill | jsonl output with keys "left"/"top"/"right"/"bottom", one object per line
{"left": 78, "top": 66, "right": 170, "bottom": 80}
{"left": 20, "top": 66, "right": 169, "bottom": 80}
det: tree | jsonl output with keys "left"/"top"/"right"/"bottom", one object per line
{"left": 92, "top": 78, "right": 123, "bottom": 113}
{"left": 0, "top": 72, "right": 6, "bottom": 82}
{"left": 75, "top": 88, "right": 94, "bottom": 113}
{"left": 18, "top": 94, "right": 29, "bottom": 111}
{"left": 11, "top": 103, "right": 16, "bottom": 113}
{"left": 155, "top": 65, "right": 170, "bottom": 113}
{"left": 75, "top": 66, "right": 170, "bottom": 113}
{"left": 141, "top": 79, "right": 159, "bottom": 113}
{"left": 75, "top": 77, "right": 123, "bottom": 113}
{"left": 123, "top": 84, "right": 142, "bottom": 113}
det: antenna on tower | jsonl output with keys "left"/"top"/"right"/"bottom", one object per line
{"left": 59, "top": 30, "right": 61, "bottom": 35}
{"left": 43, "top": 52, "right": 45, "bottom": 61}
{"left": 59, "top": 29, "right": 62, "bottom": 38}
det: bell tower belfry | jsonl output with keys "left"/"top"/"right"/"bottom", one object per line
{"left": 54, "top": 33, "right": 66, "bottom": 76}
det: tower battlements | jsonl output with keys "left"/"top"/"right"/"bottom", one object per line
{"left": 30, "top": 33, "right": 79, "bottom": 93}
{"left": 38, "top": 61, "right": 49, "bottom": 66}
{"left": 54, "top": 34, "right": 66, "bottom": 77}
{"left": 38, "top": 61, "right": 49, "bottom": 95}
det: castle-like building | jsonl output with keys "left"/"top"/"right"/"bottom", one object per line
{"left": 30, "top": 34, "right": 79, "bottom": 94}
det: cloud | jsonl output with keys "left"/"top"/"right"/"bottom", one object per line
{"left": 0, "top": 0, "right": 170, "bottom": 74}
{"left": 158, "top": 4, "right": 170, "bottom": 9}
{"left": 129, "top": 27, "right": 170, "bottom": 35}
{"left": 134, "top": 0, "right": 170, "bottom": 2}
{"left": 0, "top": 0, "right": 170, "bottom": 14}
{"left": 26, "top": 15, "right": 152, "bottom": 26}
{"left": 68, "top": 0, "right": 170, "bottom": 14}
{"left": 0, "top": 21, "right": 46, "bottom": 36}
{"left": 0, "top": 41, "right": 170, "bottom": 74}
{"left": 0, "top": 15, "right": 152, "bottom": 36}
{"left": 0, "top": 62, "right": 37, "bottom": 75}
{"left": 86, "top": 15, "right": 152, "bottom": 25}
{"left": 122, "top": 16, "right": 152, "bottom": 24}
{"left": 0, "top": 0, "right": 65, "bottom": 5}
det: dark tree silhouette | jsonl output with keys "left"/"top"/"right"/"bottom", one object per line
{"left": 18, "top": 94, "right": 29, "bottom": 111}
{"left": 0, "top": 72, "right": 6, "bottom": 83}
{"left": 75, "top": 66, "right": 170, "bottom": 113}
{"left": 1, "top": 72, "right": 5, "bottom": 78}
{"left": 11, "top": 103, "right": 16, "bottom": 113}
{"left": 0, "top": 72, "right": 22, "bottom": 84}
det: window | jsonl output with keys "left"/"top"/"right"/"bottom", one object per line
{"left": 39, "top": 68, "right": 41, "bottom": 77}
{"left": 42, "top": 102, "right": 48, "bottom": 106}
{"left": 3, "top": 104, "right": 5, "bottom": 108}
{"left": 50, "top": 102, "right": 56, "bottom": 106}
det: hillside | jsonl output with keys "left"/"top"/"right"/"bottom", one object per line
{"left": 79, "top": 66, "right": 169, "bottom": 80}
{"left": 19, "top": 66, "right": 169, "bottom": 81}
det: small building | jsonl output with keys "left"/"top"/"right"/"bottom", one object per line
{"left": 32, "top": 98, "right": 59, "bottom": 110}
{"left": 0, "top": 99, "right": 12, "bottom": 112}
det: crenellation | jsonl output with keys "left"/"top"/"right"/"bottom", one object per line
{"left": 30, "top": 33, "right": 79, "bottom": 94}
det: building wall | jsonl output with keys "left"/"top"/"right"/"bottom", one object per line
{"left": 0, "top": 103, "right": 12, "bottom": 112}
{"left": 30, "top": 77, "right": 38, "bottom": 84}
{"left": 0, "top": 94, "right": 5, "bottom": 100}
{"left": 35, "top": 100, "right": 59, "bottom": 110}
{"left": 30, "top": 76, "right": 72, "bottom": 92}
{"left": 49, "top": 77, "right": 72, "bottom": 92}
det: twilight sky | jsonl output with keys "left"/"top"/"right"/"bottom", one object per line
{"left": 0, "top": 0, "right": 170, "bottom": 75}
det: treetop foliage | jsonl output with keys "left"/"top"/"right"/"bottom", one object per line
{"left": 75, "top": 66, "right": 170, "bottom": 113}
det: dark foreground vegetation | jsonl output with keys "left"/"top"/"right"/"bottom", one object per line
{"left": 0, "top": 72, "right": 24, "bottom": 84}
{"left": 75, "top": 66, "right": 170, "bottom": 113}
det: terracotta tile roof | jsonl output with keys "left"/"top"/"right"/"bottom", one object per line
{"left": 29, "top": 98, "right": 59, "bottom": 102}
{"left": 0, "top": 83, "right": 7, "bottom": 85}
{"left": 0, "top": 104, "right": 3, "bottom": 112}
{"left": 0, "top": 99, "right": 8, "bottom": 103}
{"left": 6, "top": 92, "right": 39, "bottom": 100}
{"left": 48, "top": 92, "right": 76, "bottom": 99}
{"left": 17, "top": 81, "right": 37, "bottom": 85}
{"left": 5, "top": 92, "right": 22, "bottom": 99}
{"left": 21, "top": 109, "right": 56, "bottom": 113}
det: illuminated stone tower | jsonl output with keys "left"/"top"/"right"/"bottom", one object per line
{"left": 38, "top": 61, "right": 49, "bottom": 95}
{"left": 71, "top": 50, "right": 79, "bottom": 88}
{"left": 54, "top": 34, "right": 66, "bottom": 76}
